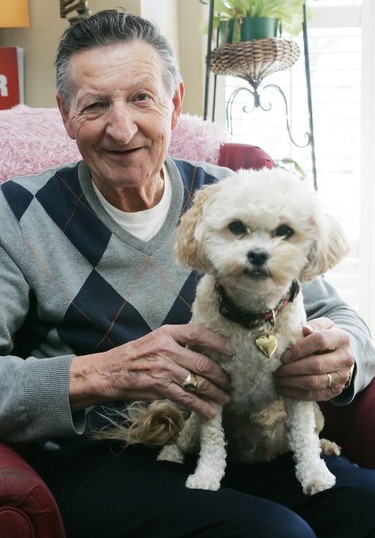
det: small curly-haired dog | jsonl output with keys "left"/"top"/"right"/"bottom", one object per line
{"left": 98, "top": 167, "right": 348, "bottom": 495}
{"left": 156, "top": 167, "right": 348, "bottom": 495}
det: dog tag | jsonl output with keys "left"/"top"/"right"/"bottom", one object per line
{"left": 255, "top": 334, "right": 278, "bottom": 358}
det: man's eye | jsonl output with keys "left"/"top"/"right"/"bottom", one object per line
{"left": 275, "top": 224, "right": 294, "bottom": 239}
{"left": 228, "top": 221, "right": 247, "bottom": 236}
{"left": 84, "top": 102, "right": 105, "bottom": 112}
{"left": 135, "top": 93, "right": 150, "bottom": 102}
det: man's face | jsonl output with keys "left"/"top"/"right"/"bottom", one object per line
{"left": 57, "top": 41, "right": 183, "bottom": 205}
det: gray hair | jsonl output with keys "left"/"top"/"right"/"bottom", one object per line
{"left": 56, "top": 9, "right": 181, "bottom": 108}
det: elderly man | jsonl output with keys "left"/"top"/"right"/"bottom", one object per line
{"left": 0, "top": 9, "right": 375, "bottom": 538}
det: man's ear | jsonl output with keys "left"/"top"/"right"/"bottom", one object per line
{"left": 171, "top": 81, "right": 185, "bottom": 130}
{"left": 56, "top": 92, "right": 76, "bottom": 140}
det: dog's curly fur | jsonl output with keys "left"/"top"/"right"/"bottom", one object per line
{"left": 99, "top": 167, "right": 348, "bottom": 495}
{"left": 156, "top": 167, "right": 348, "bottom": 494}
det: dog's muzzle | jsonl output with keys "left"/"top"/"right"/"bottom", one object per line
{"left": 246, "top": 248, "right": 269, "bottom": 279}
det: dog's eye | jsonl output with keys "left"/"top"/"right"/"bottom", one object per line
{"left": 275, "top": 224, "right": 294, "bottom": 239}
{"left": 228, "top": 221, "right": 247, "bottom": 236}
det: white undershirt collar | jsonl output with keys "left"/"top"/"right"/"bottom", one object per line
{"left": 92, "top": 167, "right": 172, "bottom": 241}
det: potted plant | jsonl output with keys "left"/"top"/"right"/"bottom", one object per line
{"left": 205, "top": 0, "right": 307, "bottom": 44}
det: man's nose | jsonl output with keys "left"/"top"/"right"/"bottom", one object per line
{"left": 106, "top": 104, "right": 137, "bottom": 143}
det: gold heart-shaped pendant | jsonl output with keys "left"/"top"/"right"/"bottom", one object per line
{"left": 255, "top": 334, "right": 278, "bottom": 358}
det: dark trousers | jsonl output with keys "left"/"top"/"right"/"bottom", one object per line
{"left": 30, "top": 439, "right": 375, "bottom": 538}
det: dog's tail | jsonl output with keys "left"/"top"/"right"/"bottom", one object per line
{"left": 92, "top": 401, "right": 186, "bottom": 446}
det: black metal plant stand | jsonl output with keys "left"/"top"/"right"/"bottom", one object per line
{"left": 199, "top": 0, "right": 317, "bottom": 189}
{"left": 225, "top": 83, "right": 312, "bottom": 149}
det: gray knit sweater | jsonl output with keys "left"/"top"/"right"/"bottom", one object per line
{"left": 0, "top": 157, "right": 373, "bottom": 443}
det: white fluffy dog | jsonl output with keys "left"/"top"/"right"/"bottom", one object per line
{"left": 158, "top": 167, "right": 348, "bottom": 495}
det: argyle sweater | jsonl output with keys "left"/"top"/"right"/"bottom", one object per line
{"left": 0, "top": 158, "right": 373, "bottom": 443}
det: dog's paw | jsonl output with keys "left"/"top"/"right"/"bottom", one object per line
{"left": 320, "top": 438, "right": 341, "bottom": 456}
{"left": 186, "top": 472, "right": 221, "bottom": 491}
{"left": 303, "top": 468, "right": 336, "bottom": 495}
{"left": 157, "top": 444, "right": 184, "bottom": 464}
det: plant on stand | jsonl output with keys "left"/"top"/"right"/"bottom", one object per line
{"left": 205, "top": 0, "right": 307, "bottom": 43}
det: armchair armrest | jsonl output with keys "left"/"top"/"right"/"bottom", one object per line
{"left": 321, "top": 377, "right": 375, "bottom": 469}
{"left": 218, "top": 143, "right": 275, "bottom": 171}
{"left": 0, "top": 442, "right": 65, "bottom": 537}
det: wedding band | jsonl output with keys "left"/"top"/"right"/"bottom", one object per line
{"left": 182, "top": 372, "right": 198, "bottom": 392}
{"left": 327, "top": 373, "right": 332, "bottom": 389}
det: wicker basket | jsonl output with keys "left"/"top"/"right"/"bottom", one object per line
{"left": 210, "top": 38, "right": 300, "bottom": 89}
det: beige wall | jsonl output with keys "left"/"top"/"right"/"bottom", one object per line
{"left": 0, "top": 0, "right": 207, "bottom": 114}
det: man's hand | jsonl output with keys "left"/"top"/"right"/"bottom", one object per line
{"left": 69, "top": 324, "right": 233, "bottom": 418}
{"left": 274, "top": 317, "right": 355, "bottom": 401}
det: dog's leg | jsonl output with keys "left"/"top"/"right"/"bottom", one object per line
{"left": 157, "top": 412, "right": 201, "bottom": 463}
{"left": 185, "top": 403, "right": 227, "bottom": 491}
{"left": 157, "top": 442, "right": 185, "bottom": 463}
{"left": 284, "top": 398, "right": 336, "bottom": 495}
{"left": 314, "top": 405, "right": 341, "bottom": 456}
{"left": 320, "top": 437, "right": 341, "bottom": 456}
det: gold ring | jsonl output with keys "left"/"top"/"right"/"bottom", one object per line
{"left": 327, "top": 373, "right": 332, "bottom": 389}
{"left": 344, "top": 364, "right": 355, "bottom": 389}
{"left": 182, "top": 372, "right": 198, "bottom": 392}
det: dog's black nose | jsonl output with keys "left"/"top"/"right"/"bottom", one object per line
{"left": 247, "top": 249, "right": 269, "bottom": 267}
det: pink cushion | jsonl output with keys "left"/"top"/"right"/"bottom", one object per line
{"left": 168, "top": 113, "right": 228, "bottom": 164}
{"left": 0, "top": 106, "right": 81, "bottom": 182}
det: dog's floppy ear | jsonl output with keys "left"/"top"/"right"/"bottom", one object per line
{"left": 176, "top": 185, "right": 216, "bottom": 272}
{"left": 302, "top": 213, "right": 349, "bottom": 281}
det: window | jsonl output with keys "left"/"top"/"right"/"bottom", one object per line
{"left": 211, "top": 0, "right": 375, "bottom": 333}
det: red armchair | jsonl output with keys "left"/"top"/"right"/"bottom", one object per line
{"left": 218, "top": 142, "right": 275, "bottom": 171}
{"left": 0, "top": 137, "right": 373, "bottom": 537}
{"left": 321, "top": 379, "right": 375, "bottom": 469}
{"left": 0, "top": 443, "right": 66, "bottom": 537}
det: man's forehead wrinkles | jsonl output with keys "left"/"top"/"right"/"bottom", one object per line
{"left": 76, "top": 73, "right": 157, "bottom": 100}
{"left": 132, "top": 74, "right": 155, "bottom": 87}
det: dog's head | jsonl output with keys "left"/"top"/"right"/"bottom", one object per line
{"left": 177, "top": 168, "right": 349, "bottom": 293}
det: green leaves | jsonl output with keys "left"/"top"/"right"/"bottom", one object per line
{"left": 210, "top": 0, "right": 307, "bottom": 36}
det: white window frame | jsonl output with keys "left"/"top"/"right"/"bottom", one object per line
{"left": 359, "top": 0, "right": 375, "bottom": 334}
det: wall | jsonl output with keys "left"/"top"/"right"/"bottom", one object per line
{"left": 0, "top": 0, "right": 207, "bottom": 114}
{"left": 177, "top": 1, "right": 207, "bottom": 116}
{"left": 0, "top": 0, "right": 66, "bottom": 107}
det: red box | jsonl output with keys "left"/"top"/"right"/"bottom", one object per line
{"left": 0, "top": 47, "right": 24, "bottom": 110}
